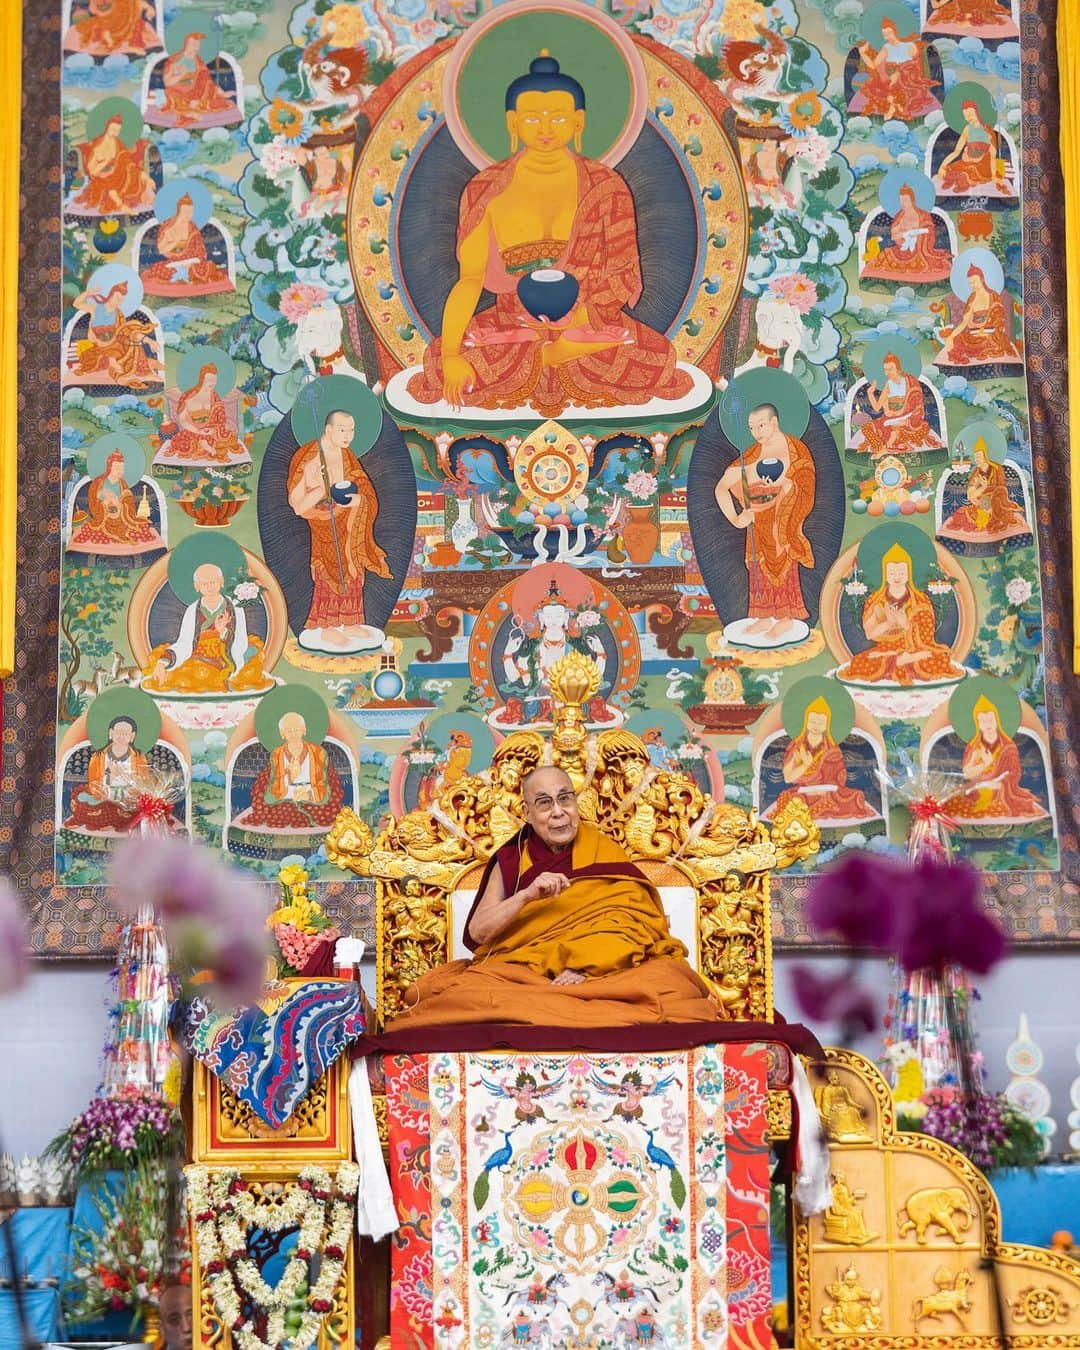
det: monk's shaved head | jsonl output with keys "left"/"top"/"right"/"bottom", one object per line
{"left": 521, "top": 766, "right": 579, "bottom": 850}
{"left": 521, "top": 765, "right": 573, "bottom": 801}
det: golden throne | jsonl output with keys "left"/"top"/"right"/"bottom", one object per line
{"left": 325, "top": 650, "right": 819, "bottom": 1031}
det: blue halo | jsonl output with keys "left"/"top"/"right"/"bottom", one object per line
{"left": 84, "top": 264, "right": 144, "bottom": 315}
{"left": 950, "top": 247, "right": 1004, "bottom": 299}
{"left": 153, "top": 178, "right": 213, "bottom": 228}
{"left": 879, "top": 166, "right": 937, "bottom": 215}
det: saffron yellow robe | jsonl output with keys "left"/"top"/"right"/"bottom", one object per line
{"left": 386, "top": 824, "right": 720, "bottom": 1029}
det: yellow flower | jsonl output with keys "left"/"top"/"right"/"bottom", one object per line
{"left": 268, "top": 99, "right": 304, "bottom": 139}
{"left": 788, "top": 93, "right": 822, "bottom": 131}
{"left": 279, "top": 863, "right": 309, "bottom": 889}
{"left": 997, "top": 614, "right": 1018, "bottom": 643}
{"left": 77, "top": 603, "right": 98, "bottom": 620}
{"left": 162, "top": 1056, "right": 182, "bottom": 1107}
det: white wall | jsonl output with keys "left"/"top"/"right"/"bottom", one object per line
{"left": 0, "top": 954, "right": 1076, "bottom": 1157}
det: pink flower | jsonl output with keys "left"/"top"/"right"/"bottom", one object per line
{"left": 279, "top": 282, "right": 330, "bottom": 323}
{"left": 626, "top": 469, "right": 659, "bottom": 501}
{"left": 107, "top": 838, "right": 271, "bottom": 1006}
{"left": 768, "top": 271, "right": 818, "bottom": 315}
{"left": 0, "top": 879, "right": 30, "bottom": 996}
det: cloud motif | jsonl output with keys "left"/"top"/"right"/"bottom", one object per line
{"left": 850, "top": 151, "right": 882, "bottom": 178}
{"left": 63, "top": 53, "right": 133, "bottom": 90}
{"left": 871, "top": 119, "right": 925, "bottom": 159}
{"left": 157, "top": 128, "right": 193, "bottom": 164}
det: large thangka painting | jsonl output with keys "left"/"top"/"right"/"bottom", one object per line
{"left": 5, "top": 0, "right": 1079, "bottom": 953}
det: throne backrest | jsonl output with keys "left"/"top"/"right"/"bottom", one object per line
{"left": 326, "top": 653, "right": 821, "bottom": 1026}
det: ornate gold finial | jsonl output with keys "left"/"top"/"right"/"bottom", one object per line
{"left": 547, "top": 650, "right": 601, "bottom": 710}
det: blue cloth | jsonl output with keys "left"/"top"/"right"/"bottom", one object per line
{"left": 0, "top": 1286, "right": 62, "bottom": 1344}
{"left": 0, "top": 1208, "right": 71, "bottom": 1283}
{"left": 993, "top": 1163, "right": 1080, "bottom": 1247}
{"left": 179, "top": 979, "right": 366, "bottom": 1129}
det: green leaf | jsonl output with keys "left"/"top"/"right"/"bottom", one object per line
{"left": 669, "top": 1168, "right": 687, "bottom": 1209}
{"left": 473, "top": 1170, "right": 490, "bottom": 1210}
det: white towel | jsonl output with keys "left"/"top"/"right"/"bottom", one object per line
{"left": 790, "top": 1056, "right": 833, "bottom": 1216}
{"left": 348, "top": 1059, "right": 398, "bottom": 1240}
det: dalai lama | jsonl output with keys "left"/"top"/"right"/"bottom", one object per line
{"left": 385, "top": 766, "right": 721, "bottom": 1028}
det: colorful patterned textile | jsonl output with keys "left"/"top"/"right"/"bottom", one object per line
{"left": 179, "top": 978, "right": 364, "bottom": 1129}
{"left": 385, "top": 1044, "right": 771, "bottom": 1348}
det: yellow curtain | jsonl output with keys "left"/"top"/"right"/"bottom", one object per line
{"left": 0, "top": 4, "right": 19, "bottom": 678}
{"left": 1062, "top": 0, "right": 1080, "bottom": 670}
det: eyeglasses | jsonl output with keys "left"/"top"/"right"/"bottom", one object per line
{"left": 527, "top": 791, "right": 577, "bottom": 814}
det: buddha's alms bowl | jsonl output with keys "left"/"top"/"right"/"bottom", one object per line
{"left": 516, "top": 268, "right": 580, "bottom": 323}
{"left": 756, "top": 457, "right": 785, "bottom": 483}
{"left": 331, "top": 479, "right": 358, "bottom": 505}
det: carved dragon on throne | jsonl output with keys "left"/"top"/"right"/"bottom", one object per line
{"left": 326, "top": 652, "right": 820, "bottom": 1023}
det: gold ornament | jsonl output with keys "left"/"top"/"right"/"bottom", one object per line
{"left": 821, "top": 1264, "right": 884, "bottom": 1333}
{"left": 912, "top": 1267, "right": 975, "bottom": 1331}
{"left": 897, "top": 1186, "right": 975, "bottom": 1245}
{"left": 815, "top": 1069, "right": 872, "bottom": 1143}
{"left": 822, "top": 1173, "right": 878, "bottom": 1247}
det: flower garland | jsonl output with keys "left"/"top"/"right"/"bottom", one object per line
{"left": 187, "top": 1161, "right": 359, "bottom": 1350}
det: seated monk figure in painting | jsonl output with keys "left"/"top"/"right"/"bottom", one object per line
{"left": 839, "top": 543, "right": 963, "bottom": 686}
{"left": 937, "top": 265, "right": 1022, "bottom": 367}
{"left": 64, "top": 0, "right": 159, "bottom": 57}
{"left": 69, "top": 449, "right": 162, "bottom": 552}
{"left": 142, "top": 194, "right": 231, "bottom": 293}
{"left": 947, "top": 695, "right": 1046, "bottom": 821}
{"left": 771, "top": 697, "right": 876, "bottom": 823}
{"left": 856, "top": 352, "right": 943, "bottom": 457}
{"left": 143, "top": 562, "right": 269, "bottom": 694}
{"left": 71, "top": 113, "right": 157, "bottom": 216}
{"left": 158, "top": 31, "right": 237, "bottom": 126}
{"left": 407, "top": 54, "right": 693, "bottom": 417}
{"left": 164, "top": 364, "right": 246, "bottom": 463}
{"left": 943, "top": 436, "right": 1026, "bottom": 537}
{"left": 65, "top": 714, "right": 150, "bottom": 833}
{"left": 385, "top": 766, "right": 720, "bottom": 1029}
{"left": 245, "top": 711, "right": 345, "bottom": 829}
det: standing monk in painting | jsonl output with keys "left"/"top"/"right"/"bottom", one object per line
{"left": 714, "top": 403, "right": 816, "bottom": 644}
{"left": 408, "top": 54, "right": 692, "bottom": 416}
{"left": 287, "top": 410, "right": 391, "bottom": 649}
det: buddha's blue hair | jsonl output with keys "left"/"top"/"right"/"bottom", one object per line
{"left": 506, "top": 54, "right": 585, "bottom": 112}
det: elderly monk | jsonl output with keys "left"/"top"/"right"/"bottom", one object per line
{"left": 385, "top": 766, "right": 721, "bottom": 1028}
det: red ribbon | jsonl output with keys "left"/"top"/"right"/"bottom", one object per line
{"left": 912, "top": 794, "right": 959, "bottom": 830}
{"left": 129, "top": 794, "right": 174, "bottom": 831}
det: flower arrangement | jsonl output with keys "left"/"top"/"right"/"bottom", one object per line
{"left": 269, "top": 864, "right": 340, "bottom": 978}
{"left": 625, "top": 469, "right": 659, "bottom": 502}
{"left": 66, "top": 1162, "right": 181, "bottom": 1322}
{"left": 187, "top": 1160, "right": 359, "bottom": 1350}
{"left": 46, "top": 1086, "right": 183, "bottom": 1180}
{"left": 902, "top": 1088, "right": 1044, "bottom": 1173}
{"left": 170, "top": 470, "right": 250, "bottom": 526}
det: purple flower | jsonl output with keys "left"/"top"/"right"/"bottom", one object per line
{"left": 806, "top": 853, "right": 1005, "bottom": 977}
{"left": 0, "top": 879, "right": 31, "bottom": 996}
{"left": 789, "top": 964, "right": 878, "bottom": 1035}
{"left": 896, "top": 858, "right": 1005, "bottom": 975}
{"left": 806, "top": 854, "right": 914, "bottom": 950}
